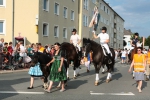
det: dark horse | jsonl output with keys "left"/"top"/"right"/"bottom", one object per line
{"left": 30, "top": 52, "right": 53, "bottom": 89}
{"left": 60, "top": 42, "right": 81, "bottom": 79}
{"left": 30, "top": 52, "right": 68, "bottom": 89}
{"left": 83, "top": 38, "right": 115, "bottom": 85}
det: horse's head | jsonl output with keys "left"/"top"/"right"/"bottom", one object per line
{"left": 83, "top": 38, "right": 91, "bottom": 56}
{"left": 30, "top": 52, "right": 39, "bottom": 67}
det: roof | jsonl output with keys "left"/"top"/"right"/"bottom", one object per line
{"left": 124, "top": 28, "right": 133, "bottom": 35}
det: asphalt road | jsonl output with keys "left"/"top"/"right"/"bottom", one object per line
{"left": 0, "top": 62, "right": 150, "bottom": 100}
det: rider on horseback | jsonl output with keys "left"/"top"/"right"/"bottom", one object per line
{"left": 93, "top": 26, "right": 112, "bottom": 64}
{"left": 70, "top": 28, "right": 81, "bottom": 51}
{"left": 130, "top": 32, "right": 140, "bottom": 48}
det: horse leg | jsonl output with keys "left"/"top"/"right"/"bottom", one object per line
{"left": 76, "top": 67, "right": 80, "bottom": 76}
{"left": 43, "top": 67, "right": 49, "bottom": 89}
{"left": 94, "top": 64, "right": 101, "bottom": 86}
{"left": 106, "top": 64, "right": 112, "bottom": 83}
{"left": 67, "top": 68, "right": 69, "bottom": 79}
{"left": 101, "top": 65, "right": 105, "bottom": 74}
{"left": 73, "top": 67, "right": 77, "bottom": 79}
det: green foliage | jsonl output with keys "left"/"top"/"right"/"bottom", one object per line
{"left": 145, "top": 36, "right": 150, "bottom": 47}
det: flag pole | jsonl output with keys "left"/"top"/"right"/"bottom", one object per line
{"left": 91, "top": 2, "right": 98, "bottom": 40}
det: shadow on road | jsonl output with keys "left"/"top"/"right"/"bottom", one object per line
{"left": 0, "top": 77, "right": 39, "bottom": 100}
{"left": 66, "top": 80, "right": 88, "bottom": 90}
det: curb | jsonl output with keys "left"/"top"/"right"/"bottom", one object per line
{"left": 0, "top": 69, "right": 29, "bottom": 74}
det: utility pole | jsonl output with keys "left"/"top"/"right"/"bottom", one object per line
{"left": 12, "top": 0, "right": 15, "bottom": 46}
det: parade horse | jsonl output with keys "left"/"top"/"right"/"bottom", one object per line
{"left": 83, "top": 38, "right": 115, "bottom": 85}
{"left": 60, "top": 42, "right": 81, "bottom": 79}
{"left": 30, "top": 52, "right": 68, "bottom": 89}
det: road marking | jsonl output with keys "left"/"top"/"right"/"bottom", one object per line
{"left": 90, "top": 92, "right": 135, "bottom": 96}
{"left": 0, "top": 91, "right": 44, "bottom": 94}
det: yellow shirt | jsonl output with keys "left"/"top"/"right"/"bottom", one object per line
{"left": 147, "top": 52, "right": 150, "bottom": 64}
{"left": 133, "top": 54, "right": 145, "bottom": 72}
{"left": 39, "top": 47, "right": 45, "bottom": 53}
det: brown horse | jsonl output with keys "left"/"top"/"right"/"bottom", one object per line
{"left": 60, "top": 42, "right": 81, "bottom": 79}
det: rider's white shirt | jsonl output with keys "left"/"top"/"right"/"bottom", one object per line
{"left": 97, "top": 33, "right": 109, "bottom": 44}
{"left": 70, "top": 34, "right": 80, "bottom": 46}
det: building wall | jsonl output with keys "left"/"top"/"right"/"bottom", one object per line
{"left": 0, "top": 0, "right": 13, "bottom": 43}
{"left": 38, "top": 0, "right": 79, "bottom": 45}
{"left": 14, "top": 0, "right": 39, "bottom": 45}
{"left": 124, "top": 35, "right": 131, "bottom": 50}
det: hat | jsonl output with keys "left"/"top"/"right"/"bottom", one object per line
{"left": 134, "top": 32, "right": 139, "bottom": 36}
{"left": 101, "top": 26, "right": 107, "bottom": 31}
{"left": 72, "top": 28, "right": 77, "bottom": 32}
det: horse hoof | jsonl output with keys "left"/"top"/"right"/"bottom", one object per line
{"left": 132, "top": 77, "right": 134, "bottom": 79}
{"left": 109, "top": 78, "right": 112, "bottom": 81}
{"left": 56, "top": 86, "right": 61, "bottom": 89}
{"left": 106, "top": 79, "right": 110, "bottom": 83}
{"left": 73, "top": 77, "right": 77, "bottom": 79}
{"left": 94, "top": 81, "right": 99, "bottom": 86}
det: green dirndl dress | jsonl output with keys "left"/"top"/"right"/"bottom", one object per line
{"left": 49, "top": 51, "right": 67, "bottom": 81}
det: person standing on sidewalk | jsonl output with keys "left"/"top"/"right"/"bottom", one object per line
{"left": 128, "top": 47, "right": 146, "bottom": 93}
{"left": 7, "top": 42, "right": 13, "bottom": 66}
{"left": 145, "top": 48, "right": 150, "bottom": 81}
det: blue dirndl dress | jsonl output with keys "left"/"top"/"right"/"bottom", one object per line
{"left": 28, "top": 62, "right": 43, "bottom": 77}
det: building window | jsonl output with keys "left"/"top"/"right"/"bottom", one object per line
{"left": 0, "top": 0, "right": 5, "bottom": 7}
{"left": 54, "top": 3, "right": 59, "bottom": 15}
{"left": 107, "top": 9, "right": 108, "bottom": 14}
{"left": 83, "top": 0, "right": 88, "bottom": 10}
{"left": 71, "top": 10, "right": 74, "bottom": 20}
{"left": 43, "top": 23, "right": 49, "bottom": 36}
{"left": 83, "top": 15, "right": 88, "bottom": 27}
{"left": 43, "top": 0, "right": 49, "bottom": 11}
{"left": 54, "top": 26, "right": 59, "bottom": 37}
{"left": 63, "top": 7, "right": 67, "bottom": 18}
{"left": 0, "top": 20, "right": 5, "bottom": 34}
{"left": 104, "top": 6, "right": 105, "bottom": 11}
{"left": 63, "top": 28, "right": 67, "bottom": 38}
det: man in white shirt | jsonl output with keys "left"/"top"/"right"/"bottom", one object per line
{"left": 93, "top": 26, "right": 112, "bottom": 64}
{"left": 70, "top": 29, "right": 81, "bottom": 51}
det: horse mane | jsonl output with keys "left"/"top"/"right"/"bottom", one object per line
{"left": 83, "top": 38, "right": 100, "bottom": 47}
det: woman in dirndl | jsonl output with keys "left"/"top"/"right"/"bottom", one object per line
{"left": 28, "top": 62, "right": 43, "bottom": 89}
{"left": 129, "top": 47, "right": 146, "bottom": 93}
{"left": 44, "top": 42, "right": 67, "bottom": 93}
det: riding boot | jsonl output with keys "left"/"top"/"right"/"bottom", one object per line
{"left": 107, "top": 53, "right": 112, "bottom": 64}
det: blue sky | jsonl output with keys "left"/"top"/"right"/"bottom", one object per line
{"left": 105, "top": 0, "right": 150, "bottom": 38}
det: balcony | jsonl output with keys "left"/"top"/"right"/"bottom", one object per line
{"left": 114, "top": 38, "right": 116, "bottom": 42}
{"left": 114, "top": 28, "right": 117, "bottom": 33}
{"left": 114, "top": 19, "right": 116, "bottom": 23}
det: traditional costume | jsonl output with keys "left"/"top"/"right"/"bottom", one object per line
{"left": 49, "top": 50, "right": 67, "bottom": 81}
{"left": 28, "top": 62, "right": 43, "bottom": 77}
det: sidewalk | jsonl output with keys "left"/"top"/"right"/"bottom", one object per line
{"left": 0, "top": 68, "right": 29, "bottom": 74}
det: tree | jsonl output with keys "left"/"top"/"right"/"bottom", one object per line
{"left": 145, "top": 36, "right": 150, "bottom": 47}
